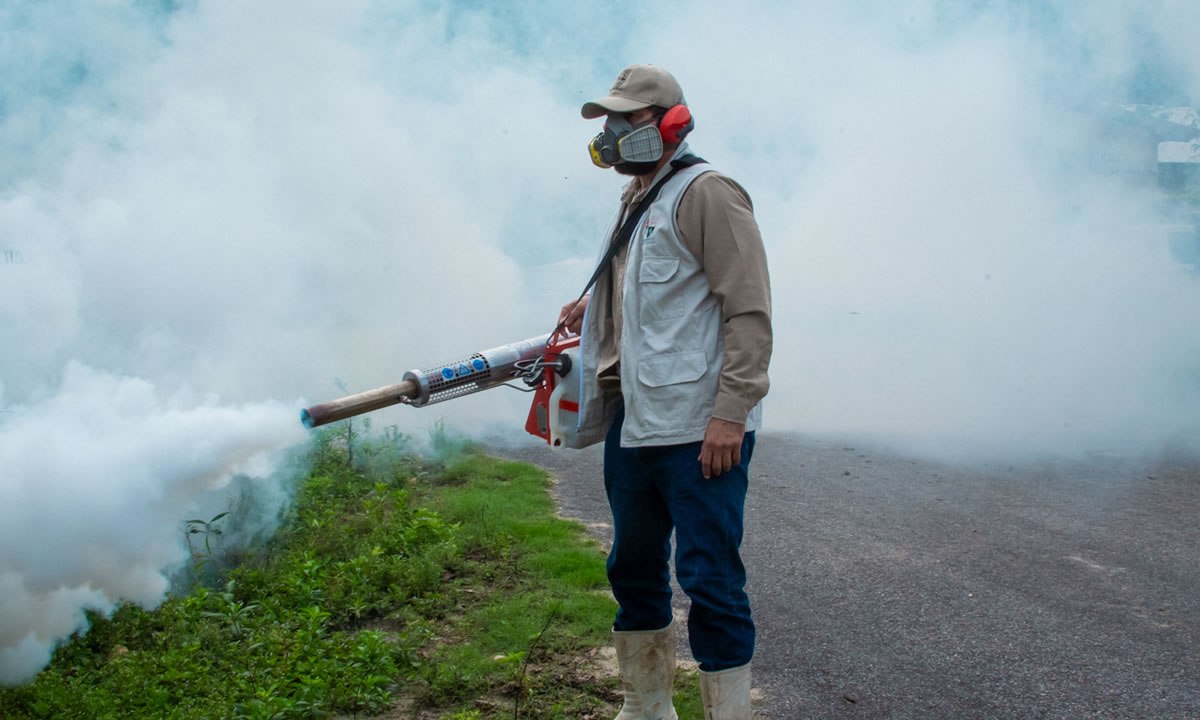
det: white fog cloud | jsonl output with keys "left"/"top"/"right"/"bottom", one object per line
{"left": 1, "top": 0, "right": 1197, "bottom": 683}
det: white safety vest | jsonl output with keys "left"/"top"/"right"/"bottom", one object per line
{"left": 575, "top": 146, "right": 764, "bottom": 448}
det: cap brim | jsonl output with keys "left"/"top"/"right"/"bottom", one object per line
{"left": 580, "top": 95, "right": 653, "bottom": 119}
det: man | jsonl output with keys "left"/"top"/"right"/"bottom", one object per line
{"left": 558, "top": 64, "right": 772, "bottom": 720}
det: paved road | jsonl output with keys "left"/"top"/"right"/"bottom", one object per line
{"left": 503, "top": 434, "right": 1200, "bottom": 720}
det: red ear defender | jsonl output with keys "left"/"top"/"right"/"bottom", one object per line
{"left": 659, "top": 104, "right": 694, "bottom": 144}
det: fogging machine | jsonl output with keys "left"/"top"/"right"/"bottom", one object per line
{"left": 300, "top": 333, "right": 584, "bottom": 447}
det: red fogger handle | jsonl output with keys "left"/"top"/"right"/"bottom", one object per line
{"left": 524, "top": 334, "right": 581, "bottom": 445}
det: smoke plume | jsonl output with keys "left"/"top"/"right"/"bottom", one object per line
{"left": 2, "top": 0, "right": 1198, "bottom": 684}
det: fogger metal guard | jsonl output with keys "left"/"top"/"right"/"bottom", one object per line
{"left": 300, "top": 333, "right": 585, "bottom": 448}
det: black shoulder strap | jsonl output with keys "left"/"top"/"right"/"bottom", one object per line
{"left": 552, "top": 155, "right": 707, "bottom": 340}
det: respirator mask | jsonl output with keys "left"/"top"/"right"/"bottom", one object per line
{"left": 588, "top": 114, "right": 664, "bottom": 169}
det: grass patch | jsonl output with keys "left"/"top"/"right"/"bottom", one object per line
{"left": 0, "top": 425, "right": 711, "bottom": 719}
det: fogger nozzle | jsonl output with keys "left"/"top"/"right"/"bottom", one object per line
{"left": 300, "top": 381, "right": 419, "bottom": 428}
{"left": 300, "top": 334, "right": 552, "bottom": 428}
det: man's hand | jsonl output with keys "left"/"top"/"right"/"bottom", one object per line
{"left": 558, "top": 295, "right": 590, "bottom": 335}
{"left": 699, "top": 417, "right": 745, "bottom": 479}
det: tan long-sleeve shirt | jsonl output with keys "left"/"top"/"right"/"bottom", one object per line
{"left": 597, "top": 171, "right": 772, "bottom": 424}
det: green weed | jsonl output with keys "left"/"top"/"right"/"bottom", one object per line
{"left": 0, "top": 425, "right": 627, "bottom": 719}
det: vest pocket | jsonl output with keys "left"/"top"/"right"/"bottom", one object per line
{"left": 638, "top": 256, "right": 685, "bottom": 321}
{"left": 640, "top": 256, "right": 680, "bottom": 283}
{"left": 637, "top": 350, "right": 708, "bottom": 387}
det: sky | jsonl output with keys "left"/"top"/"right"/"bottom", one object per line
{"left": 2, "top": 0, "right": 1199, "bottom": 684}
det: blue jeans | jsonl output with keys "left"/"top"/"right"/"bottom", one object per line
{"left": 603, "top": 406, "right": 756, "bottom": 671}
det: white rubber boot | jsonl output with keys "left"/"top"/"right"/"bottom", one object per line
{"left": 612, "top": 622, "right": 678, "bottom": 720}
{"left": 699, "top": 663, "right": 752, "bottom": 720}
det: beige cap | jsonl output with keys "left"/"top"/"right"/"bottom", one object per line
{"left": 581, "top": 64, "right": 685, "bottom": 119}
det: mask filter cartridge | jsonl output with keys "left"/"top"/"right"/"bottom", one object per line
{"left": 588, "top": 115, "right": 665, "bottom": 168}
{"left": 616, "top": 124, "right": 664, "bottom": 163}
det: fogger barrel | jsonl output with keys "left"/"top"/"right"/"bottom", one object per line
{"left": 300, "top": 334, "right": 552, "bottom": 428}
